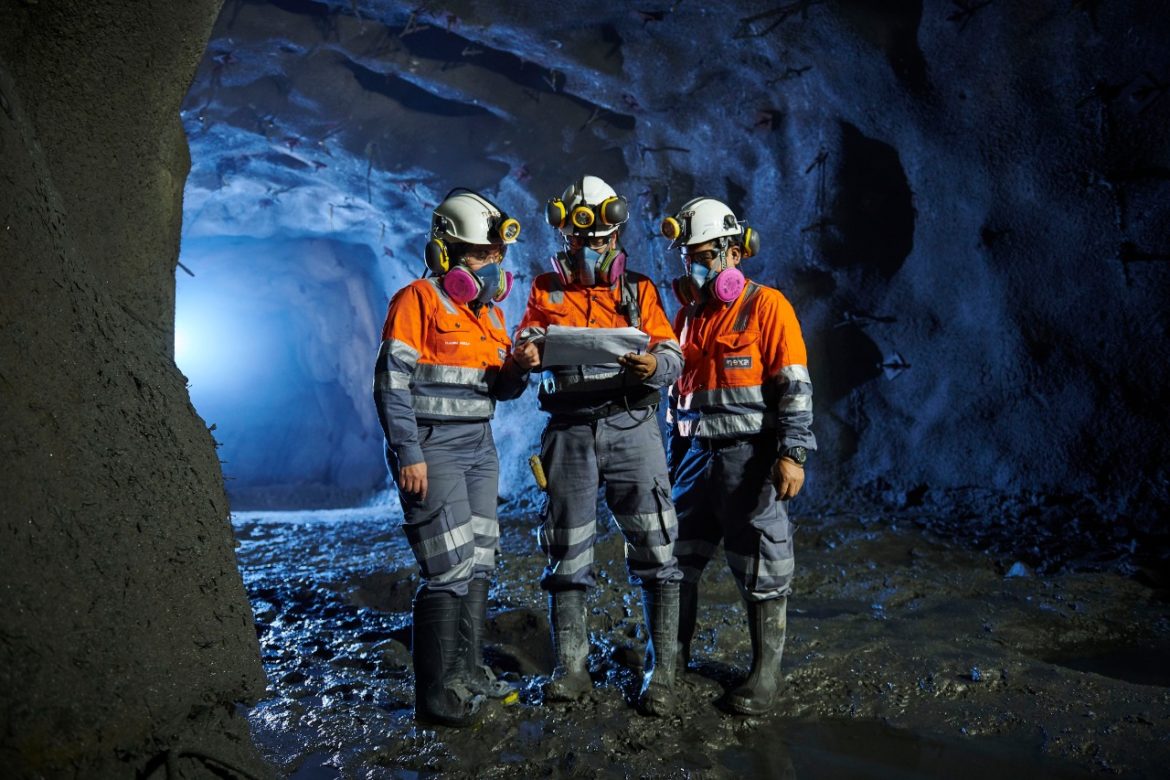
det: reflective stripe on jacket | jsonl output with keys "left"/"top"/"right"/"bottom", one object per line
{"left": 517, "top": 271, "right": 682, "bottom": 417}
{"left": 668, "top": 280, "right": 816, "bottom": 450}
{"left": 374, "top": 277, "right": 527, "bottom": 465}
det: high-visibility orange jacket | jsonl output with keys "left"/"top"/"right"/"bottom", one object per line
{"left": 517, "top": 271, "right": 683, "bottom": 417}
{"left": 374, "top": 277, "right": 527, "bottom": 466}
{"left": 668, "top": 280, "right": 816, "bottom": 450}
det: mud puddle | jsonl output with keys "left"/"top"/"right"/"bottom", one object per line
{"left": 1042, "top": 641, "right": 1170, "bottom": 688}
{"left": 725, "top": 719, "right": 1097, "bottom": 779}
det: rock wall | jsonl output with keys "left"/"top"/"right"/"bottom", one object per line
{"left": 182, "top": 0, "right": 1170, "bottom": 530}
{"left": 0, "top": 1, "right": 267, "bottom": 775}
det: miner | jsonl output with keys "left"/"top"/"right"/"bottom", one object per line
{"left": 660, "top": 197, "right": 816, "bottom": 715}
{"left": 373, "top": 188, "right": 539, "bottom": 727}
{"left": 512, "top": 175, "right": 684, "bottom": 716}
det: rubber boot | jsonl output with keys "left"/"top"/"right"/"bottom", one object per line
{"left": 412, "top": 587, "right": 482, "bottom": 727}
{"left": 459, "top": 578, "right": 515, "bottom": 698}
{"left": 677, "top": 580, "right": 698, "bottom": 673}
{"left": 637, "top": 581, "right": 680, "bottom": 716}
{"left": 726, "top": 596, "right": 787, "bottom": 716}
{"left": 543, "top": 588, "right": 591, "bottom": 702}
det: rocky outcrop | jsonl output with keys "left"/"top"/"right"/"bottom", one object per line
{"left": 1, "top": 2, "right": 267, "bottom": 775}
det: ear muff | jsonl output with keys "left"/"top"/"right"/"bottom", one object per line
{"left": 597, "top": 196, "right": 628, "bottom": 226}
{"left": 424, "top": 238, "right": 450, "bottom": 274}
{"left": 570, "top": 205, "right": 595, "bottom": 230}
{"left": 546, "top": 199, "right": 567, "bottom": 229}
{"left": 660, "top": 216, "right": 682, "bottom": 241}
{"left": 741, "top": 226, "right": 759, "bottom": 258}
{"left": 497, "top": 217, "right": 521, "bottom": 243}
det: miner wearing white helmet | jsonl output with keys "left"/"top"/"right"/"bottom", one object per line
{"left": 660, "top": 196, "right": 816, "bottom": 716}
{"left": 512, "top": 175, "right": 684, "bottom": 716}
{"left": 374, "top": 187, "right": 539, "bottom": 727}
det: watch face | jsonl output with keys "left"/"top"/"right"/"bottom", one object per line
{"left": 786, "top": 446, "right": 808, "bottom": 465}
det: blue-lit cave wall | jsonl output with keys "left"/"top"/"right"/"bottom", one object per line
{"left": 177, "top": 236, "right": 387, "bottom": 506}
{"left": 180, "top": 0, "right": 1170, "bottom": 526}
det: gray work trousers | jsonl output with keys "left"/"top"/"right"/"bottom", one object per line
{"left": 671, "top": 433, "right": 795, "bottom": 602}
{"left": 538, "top": 410, "right": 682, "bottom": 590}
{"left": 389, "top": 421, "right": 499, "bottom": 597}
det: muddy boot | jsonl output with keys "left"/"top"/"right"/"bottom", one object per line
{"left": 677, "top": 580, "right": 698, "bottom": 673}
{"left": 726, "top": 596, "right": 787, "bottom": 716}
{"left": 412, "top": 587, "right": 482, "bottom": 727}
{"left": 544, "top": 588, "right": 591, "bottom": 702}
{"left": 459, "top": 578, "right": 515, "bottom": 699}
{"left": 637, "top": 581, "right": 680, "bottom": 716}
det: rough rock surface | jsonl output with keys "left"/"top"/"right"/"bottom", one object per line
{"left": 1, "top": 1, "right": 268, "bottom": 775}
{"left": 179, "top": 0, "right": 1170, "bottom": 531}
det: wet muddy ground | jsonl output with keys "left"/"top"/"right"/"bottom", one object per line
{"left": 233, "top": 503, "right": 1170, "bottom": 778}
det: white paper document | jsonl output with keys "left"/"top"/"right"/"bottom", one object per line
{"left": 541, "top": 325, "right": 650, "bottom": 367}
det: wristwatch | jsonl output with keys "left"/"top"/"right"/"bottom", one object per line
{"left": 781, "top": 446, "right": 808, "bottom": 467}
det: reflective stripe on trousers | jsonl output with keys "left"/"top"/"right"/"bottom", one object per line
{"left": 538, "top": 410, "right": 682, "bottom": 590}
{"left": 388, "top": 421, "right": 500, "bottom": 596}
{"left": 670, "top": 434, "right": 795, "bottom": 601}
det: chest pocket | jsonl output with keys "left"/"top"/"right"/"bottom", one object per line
{"left": 714, "top": 328, "right": 763, "bottom": 384}
{"left": 535, "top": 290, "right": 570, "bottom": 324}
{"left": 431, "top": 314, "right": 473, "bottom": 362}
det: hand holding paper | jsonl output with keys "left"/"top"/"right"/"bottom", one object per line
{"left": 618, "top": 351, "right": 657, "bottom": 380}
{"left": 541, "top": 325, "right": 650, "bottom": 366}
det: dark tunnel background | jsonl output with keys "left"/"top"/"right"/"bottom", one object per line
{"left": 177, "top": 0, "right": 1170, "bottom": 553}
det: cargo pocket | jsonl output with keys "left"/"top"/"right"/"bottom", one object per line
{"left": 652, "top": 476, "right": 679, "bottom": 549}
{"left": 752, "top": 518, "right": 795, "bottom": 597}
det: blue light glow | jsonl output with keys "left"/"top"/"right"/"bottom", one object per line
{"left": 175, "top": 235, "right": 388, "bottom": 508}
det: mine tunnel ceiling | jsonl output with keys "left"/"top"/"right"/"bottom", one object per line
{"left": 183, "top": 0, "right": 648, "bottom": 250}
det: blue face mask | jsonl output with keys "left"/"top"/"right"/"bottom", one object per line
{"left": 689, "top": 262, "right": 710, "bottom": 289}
{"left": 472, "top": 262, "right": 502, "bottom": 303}
{"left": 576, "top": 246, "right": 605, "bottom": 286}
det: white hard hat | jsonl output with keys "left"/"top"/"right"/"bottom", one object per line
{"left": 661, "top": 197, "right": 742, "bottom": 247}
{"left": 546, "top": 175, "right": 629, "bottom": 238}
{"left": 431, "top": 189, "right": 520, "bottom": 245}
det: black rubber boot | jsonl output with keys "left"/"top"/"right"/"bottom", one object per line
{"left": 412, "top": 587, "right": 482, "bottom": 727}
{"left": 726, "top": 596, "right": 787, "bottom": 716}
{"left": 543, "top": 588, "right": 591, "bottom": 702}
{"left": 637, "top": 581, "right": 680, "bottom": 716}
{"left": 677, "top": 580, "right": 698, "bottom": 673}
{"left": 459, "top": 578, "right": 515, "bottom": 698}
